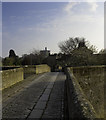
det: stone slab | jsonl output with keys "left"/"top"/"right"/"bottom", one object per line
{"left": 49, "top": 82, "right": 54, "bottom": 85}
{"left": 42, "top": 72, "right": 65, "bottom": 119}
{"left": 39, "top": 94, "right": 49, "bottom": 101}
{"left": 47, "top": 84, "right": 54, "bottom": 89}
{"left": 29, "top": 109, "right": 43, "bottom": 118}
{"left": 43, "top": 88, "right": 51, "bottom": 95}
{"left": 34, "top": 101, "right": 47, "bottom": 110}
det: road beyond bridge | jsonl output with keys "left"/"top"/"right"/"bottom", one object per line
{"left": 3, "top": 72, "right": 66, "bottom": 119}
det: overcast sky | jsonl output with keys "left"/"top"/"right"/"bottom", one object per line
{"left": 2, "top": 2, "right": 104, "bottom": 57}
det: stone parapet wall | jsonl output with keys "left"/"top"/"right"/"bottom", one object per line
{"left": 23, "top": 65, "right": 36, "bottom": 78}
{"left": 35, "top": 64, "right": 51, "bottom": 74}
{"left": 65, "top": 66, "right": 105, "bottom": 119}
{"left": 2, "top": 64, "right": 51, "bottom": 89}
{"left": 2, "top": 68, "right": 24, "bottom": 90}
{"left": 23, "top": 65, "right": 36, "bottom": 74}
{"left": 23, "top": 64, "right": 50, "bottom": 78}
{"left": 70, "top": 65, "right": 105, "bottom": 118}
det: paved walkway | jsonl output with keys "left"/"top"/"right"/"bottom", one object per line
{"left": 2, "top": 72, "right": 66, "bottom": 119}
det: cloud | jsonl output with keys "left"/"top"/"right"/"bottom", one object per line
{"left": 64, "top": 2, "right": 78, "bottom": 13}
{"left": 88, "top": 2, "right": 98, "bottom": 12}
{"left": 63, "top": 2, "right": 103, "bottom": 24}
{"left": 85, "top": 0, "right": 98, "bottom": 12}
{"left": 64, "top": 1, "right": 98, "bottom": 14}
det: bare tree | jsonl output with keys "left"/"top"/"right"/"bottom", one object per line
{"left": 99, "top": 49, "right": 106, "bottom": 54}
{"left": 29, "top": 48, "right": 40, "bottom": 55}
{"left": 58, "top": 37, "right": 85, "bottom": 54}
{"left": 58, "top": 37, "right": 98, "bottom": 54}
{"left": 21, "top": 48, "right": 46, "bottom": 65}
{"left": 85, "top": 41, "right": 98, "bottom": 53}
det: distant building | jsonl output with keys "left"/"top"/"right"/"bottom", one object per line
{"left": 40, "top": 47, "right": 50, "bottom": 58}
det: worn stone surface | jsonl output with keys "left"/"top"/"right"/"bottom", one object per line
{"left": 28, "top": 109, "right": 43, "bottom": 118}
{"left": 2, "top": 72, "right": 59, "bottom": 118}
{"left": 39, "top": 94, "right": 49, "bottom": 101}
{"left": 42, "top": 72, "right": 65, "bottom": 119}
{"left": 3, "top": 73, "right": 45, "bottom": 107}
{"left": 34, "top": 101, "right": 47, "bottom": 110}
{"left": 27, "top": 72, "right": 59, "bottom": 119}
{"left": 43, "top": 88, "right": 51, "bottom": 95}
{"left": 46, "top": 84, "right": 54, "bottom": 89}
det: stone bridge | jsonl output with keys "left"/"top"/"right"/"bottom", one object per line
{"left": 1, "top": 65, "right": 105, "bottom": 119}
